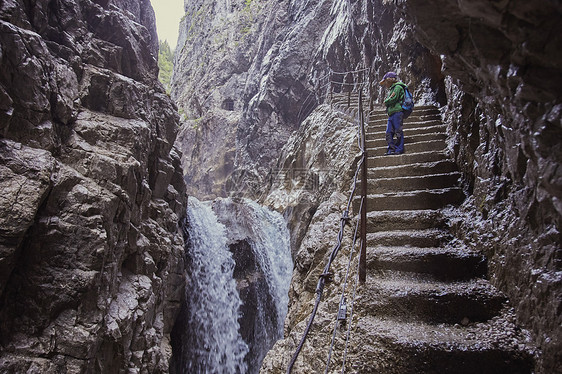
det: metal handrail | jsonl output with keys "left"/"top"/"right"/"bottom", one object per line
{"left": 358, "top": 88, "right": 368, "bottom": 283}
{"left": 286, "top": 67, "right": 370, "bottom": 373}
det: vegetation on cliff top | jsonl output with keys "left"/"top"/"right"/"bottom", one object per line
{"left": 158, "top": 40, "right": 173, "bottom": 93}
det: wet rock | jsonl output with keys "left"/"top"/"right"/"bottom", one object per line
{"left": 260, "top": 97, "right": 537, "bottom": 374}
{"left": 0, "top": 0, "right": 186, "bottom": 372}
{"left": 260, "top": 191, "right": 355, "bottom": 373}
{"left": 261, "top": 0, "right": 560, "bottom": 371}
{"left": 172, "top": 0, "right": 443, "bottom": 200}
{"left": 0, "top": 140, "right": 55, "bottom": 295}
{"left": 399, "top": 1, "right": 562, "bottom": 370}
{"left": 263, "top": 105, "right": 360, "bottom": 255}
{"left": 230, "top": 238, "right": 276, "bottom": 372}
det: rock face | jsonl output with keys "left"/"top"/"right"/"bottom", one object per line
{"left": 172, "top": 0, "right": 443, "bottom": 200}
{"left": 173, "top": 0, "right": 560, "bottom": 372}
{"left": 263, "top": 103, "right": 362, "bottom": 256}
{"left": 399, "top": 1, "right": 562, "bottom": 371}
{"left": 229, "top": 238, "right": 277, "bottom": 372}
{"left": 0, "top": 1, "right": 186, "bottom": 372}
{"left": 261, "top": 99, "right": 536, "bottom": 373}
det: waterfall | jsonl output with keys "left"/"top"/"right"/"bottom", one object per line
{"left": 231, "top": 199, "right": 293, "bottom": 372}
{"left": 172, "top": 197, "right": 292, "bottom": 374}
{"left": 178, "top": 197, "right": 248, "bottom": 373}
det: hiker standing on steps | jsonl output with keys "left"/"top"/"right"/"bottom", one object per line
{"left": 380, "top": 71, "right": 407, "bottom": 155}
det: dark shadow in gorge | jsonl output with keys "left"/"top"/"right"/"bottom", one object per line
{"left": 230, "top": 239, "right": 278, "bottom": 374}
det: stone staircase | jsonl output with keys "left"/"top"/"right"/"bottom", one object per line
{"left": 330, "top": 95, "right": 534, "bottom": 373}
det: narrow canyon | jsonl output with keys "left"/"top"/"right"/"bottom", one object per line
{"left": 0, "top": 0, "right": 559, "bottom": 373}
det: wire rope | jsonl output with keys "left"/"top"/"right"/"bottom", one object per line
{"left": 286, "top": 68, "right": 369, "bottom": 374}
{"left": 330, "top": 67, "right": 370, "bottom": 75}
{"left": 324, "top": 196, "right": 363, "bottom": 373}
{"left": 341, "top": 216, "right": 364, "bottom": 373}
{"left": 286, "top": 141, "right": 365, "bottom": 374}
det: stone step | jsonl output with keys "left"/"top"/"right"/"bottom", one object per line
{"left": 359, "top": 273, "right": 505, "bottom": 323}
{"left": 366, "top": 229, "right": 451, "bottom": 248}
{"left": 365, "top": 172, "right": 461, "bottom": 193}
{"left": 366, "top": 138, "right": 447, "bottom": 153}
{"left": 407, "top": 112, "right": 442, "bottom": 122}
{"left": 366, "top": 245, "right": 487, "bottom": 281}
{"left": 369, "top": 112, "right": 441, "bottom": 123}
{"left": 353, "top": 188, "right": 465, "bottom": 212}
{"left": 352, "top": 314, "right": 534, "bottom": 374}
{"left": 367, "top": 150, "right": 449, "bottom": 168}
{"left": 368, "top": 159, "right": 459, "bottom": 178}
{"left": 369, "top": 105, "right": 439, "bottom": 115}
{"left": 336, "top": 96, "right": 533, "bottom": 374}
{"left": 404, "top": 118, "right": 444, "bottom": 128}
{"left": 366, "top": 210, "right": 446, "bottom": 232}
{"left": 365, "top": 132, "right": 446, "bottom": 149}
{"left": 332, "top": 108, "right": 442, "bottom": 124}
{"left": 331, "top": 92, "right": 438, "bottom": 111}
{"left": 367, "top": 122, "right": 446, "bottom": 138}
{"left": 332, "top": 105, "right": 441, "bottom": 127}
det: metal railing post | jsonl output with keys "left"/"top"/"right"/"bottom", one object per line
{"left": 369, "top": 71, "right": 374, "bottom": 112}
{"left": 359, "top": 88, "right": 367, "bottom": 283}
{"left": 287, "top": 67, "right": 374, "bottom": 373}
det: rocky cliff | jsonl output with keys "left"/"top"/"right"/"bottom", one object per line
{"left": 0, "top": 1, "right": 186, "bottom": 372}
{"left": 401, "top": 1, "right": 561, "bottom": 371}
{"left": 173, "top": 0, "right": 560, "bottom": 372}
{"left": 172, "top": 0, "right": 443, "bottom": 200}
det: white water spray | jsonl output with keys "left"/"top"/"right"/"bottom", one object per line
{"left": 182, "top": 197, "right": 249, "bottom": 374}
{"left": 243, "top": 199, "right": 293, "bottom": 335}
{"left": 178, "top": 197, "right": 293, "bottom": 373}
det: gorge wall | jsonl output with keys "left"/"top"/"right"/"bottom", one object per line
{"left": 0, "top": 0, "right": 558, "bottom": 372}
{"left": 172, "top": 0, "right": 561, "bottom": 372}
{"left": 172, "top": 0, "right": 444, "bottom": 201}
{"left": 401, "top": 1, "right": 561, "bottom": 371}
{"left": 0, "top": 0, "right": 186, "bottom": 372}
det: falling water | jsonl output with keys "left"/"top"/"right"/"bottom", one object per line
{"left": 174, "top": 197, "right": 293, "bottom": 373}
{"left": 245, "top": 199, "right": 292, "bottom": 331}
{"left": 231, "top": 199, "right": 293, "bottom": 371}
{"left": 179, "top": 197, "right": 249, "bottom": 374}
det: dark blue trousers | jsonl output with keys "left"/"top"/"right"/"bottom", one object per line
{"left": 386, "top": 111, "right": 405, "bottom": 154}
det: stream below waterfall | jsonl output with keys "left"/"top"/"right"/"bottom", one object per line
{"left": 171, "top": 197, "right": 293, "bottom": 374}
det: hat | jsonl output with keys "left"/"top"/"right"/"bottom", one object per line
{"left": 379, "top": 71, "right": 397, "bottom": 85}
